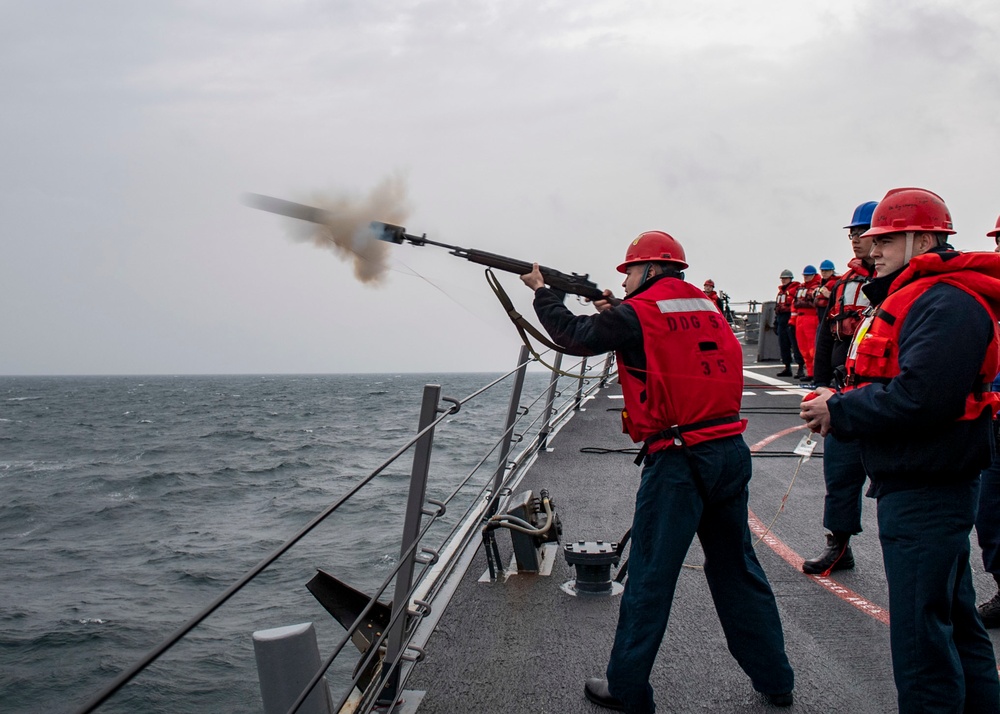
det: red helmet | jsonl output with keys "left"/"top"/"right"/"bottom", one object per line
{"left": 988, "top": 214, "right": 1000, "bottom": 239}
{"left": 862, "top": 187, "right": 956, "bottom": 238}
{"left": 704, "top": 279, "right": 715, "bottom": 288}
{"left": 616, "top": 231, "right": 688, "bottom": 273}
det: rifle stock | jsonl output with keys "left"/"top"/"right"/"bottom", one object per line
{"left": 458, "top": 249, "right": 618, "bottom": 304}
{"left": 367, "top": 218, "right": 620, "bottom": 305}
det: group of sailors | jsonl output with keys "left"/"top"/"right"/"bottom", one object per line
{"left": 521, "top": 190, "right": 1000, "bottom": 713}
{"left": 790, "top": 192, "right": 1000, "bottom": 713}
{"left": 772, "top": 203, "right": 879, "bottom": 385}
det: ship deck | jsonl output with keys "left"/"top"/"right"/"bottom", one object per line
{"left": 405, "top": 346, "right": 1000, "bottom": 713}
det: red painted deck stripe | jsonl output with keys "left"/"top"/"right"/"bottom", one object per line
{"left": 748, "top": 426, "right": 891, "bottom": 626}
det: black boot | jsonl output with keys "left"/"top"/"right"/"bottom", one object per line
{"left": 584, "top": 678, "right": 625, "bottom": 711}
{"left": 978, "top": 575, "right": 1000, "bottom": 628}
{"left": 802, "top": 533, "right": 855, "bottom": 575}
{"left": 795, "top": 366, "right": 806, "bottom": 380}
{"left": 776, "top": 365, "right": 793, "bottom": 377}
{"left": 978, "top": 591, "right": 1000, "bottom": 628}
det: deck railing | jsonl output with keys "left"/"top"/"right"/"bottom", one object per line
{"left": 72, "top": 345, "right": 616, "bottom": 714}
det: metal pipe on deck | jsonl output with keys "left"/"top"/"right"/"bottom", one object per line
{"left": 488, "top": 345, "right": 530, "bottom": 516}
{"left": 539, "top": 351, "right": 563, "bottom": 450}
{"left": 599, "top": 353, "right": 614, "bottom": 388}
{"left": 573, "top": 357, "right": 588, "bottom": 409}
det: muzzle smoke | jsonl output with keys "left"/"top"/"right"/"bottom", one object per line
{"left": 291, "top": 175, "right": 410, "bottom": 285}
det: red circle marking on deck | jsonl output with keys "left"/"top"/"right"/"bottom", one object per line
{"left": 748, "top": 426, "right": 891, "bottom": 626}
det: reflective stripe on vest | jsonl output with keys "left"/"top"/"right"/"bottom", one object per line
{"left": 617, "top": 278, "right": 746, "bottom": 451}
{"left": 656, "top": 297, "right": 718, "bottom": 314}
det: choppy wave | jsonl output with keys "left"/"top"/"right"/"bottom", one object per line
{"left": 0, "top": 371, "right": 553, "bottom": 713}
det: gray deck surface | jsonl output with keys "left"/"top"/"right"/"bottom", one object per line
{"left": 406, "top": 347, "right": 1000, "bottom": 713}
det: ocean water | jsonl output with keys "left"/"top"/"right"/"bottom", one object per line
{"left": 0, "top": 371, "right": 565, "bottom": 714}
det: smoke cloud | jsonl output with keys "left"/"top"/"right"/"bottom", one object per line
{"left": 291, "top": 175, "right": 411, "bottom": 285}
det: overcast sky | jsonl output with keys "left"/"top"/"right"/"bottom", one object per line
{"left": 3, "top": 0, "right": 999, "bottom": 375}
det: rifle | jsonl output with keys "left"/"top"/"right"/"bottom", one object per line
{"left": 244, "top": 193, "right": 619, "bottom": 305}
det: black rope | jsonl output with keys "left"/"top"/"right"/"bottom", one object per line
{"left": 580, "top": 446, "right": 642, "bottom": 455}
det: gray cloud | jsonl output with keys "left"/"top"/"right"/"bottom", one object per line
{"left": 3, "top": 0, "right": 1000, "bottom": 374}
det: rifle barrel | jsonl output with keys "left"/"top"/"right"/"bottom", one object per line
{"left": 242, "top": 193, "right": 336, "bottom": 225}
{"left": 243, "top": 194, "right": 618, "bottom": 302}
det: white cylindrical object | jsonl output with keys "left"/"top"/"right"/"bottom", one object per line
{"left": 253, "top": 622, "right": 334, "bottom": 714}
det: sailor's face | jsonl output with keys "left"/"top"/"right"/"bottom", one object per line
{"left": 870, "top": 233, "right": 907, "bottom": 276}
{"left": 849, "top": 227, "right": 874, "bottom": 261}
{"left": 622, "top": 264, "right": 648, "bottom": 296}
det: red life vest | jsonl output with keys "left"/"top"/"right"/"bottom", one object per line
{"left": 827, "top": 258, "right": 875, "bottom": 339}
{"left": 775, "top": 281, "right": 799, "bottom": 314}
{"left": 814, "top": 274, "right": 840, "bottom": 309}
{"left": 618, "top": 278, "right": 746, "bottom": 452}
{"left": 792, "top": 275, "right": 822, "bottom": 313}
{"left": 704, "top": 288, "right": 725, "bottom": 313}
{"left": 845, "top": 251, "right": 1000, "bottom": 421}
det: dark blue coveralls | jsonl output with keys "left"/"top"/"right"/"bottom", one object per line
{"left": 532, "top": 275, "right": 794, "bottom": 714}
{"left": 827, "top": 262, "right": 1000, "bottom": 714}
{"left": 813, "top": 286, "right": 870, "bottom": 537}
{"left": 775, "top": 310, "right": 796, "bottom": 370}
{"left": 775, "top": 283, "right": 804, "bottom": 373}
{"left": 977, "top": 373, "right": 1000, "bottom": 577}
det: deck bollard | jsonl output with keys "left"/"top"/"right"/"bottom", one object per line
{"left": 563, "top": 541, "right": 621, "bottom": 595}
{"left": 253, "top": 622, "right": 334, "bottom": 714}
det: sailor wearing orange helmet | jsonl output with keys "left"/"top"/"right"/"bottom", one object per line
{"left": 702, "top": 278, "right": 724, "bottom": 313}
{"left": 975, "top": 213, "right": 1000, "bottom": 630}
{"left": 800, "top": 188, "right": 1000, "bottom": 712}
{"left": 521, "top": 231, "right": 794, "bottom": 712}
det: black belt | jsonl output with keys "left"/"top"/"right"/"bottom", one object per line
{"left": 634, "top": 414, "right": 742, "bottom": 466}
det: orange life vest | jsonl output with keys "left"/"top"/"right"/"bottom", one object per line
{"left": 792, "top": 275, "right": 822, "bottom": 313}
{"left": 618, "top": 278, "right": 746, "bottom": 452}
{"left": 845, "top": 251, "right": 1000, "bottom": 422}
{"left": 774, "top": 281, "right": 798, "bottom": 314}
{"left": 827, "top": 258, "right": 875, "bottom": 339}
{"left": 814, "top": 274, "right": 840, "bottom": 309}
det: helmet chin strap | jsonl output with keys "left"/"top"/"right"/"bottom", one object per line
{"left": 904, "top": 232, "right": 915, "bottom": 265}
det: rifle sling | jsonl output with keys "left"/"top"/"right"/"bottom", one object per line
{"left": 484, "top": 269, "right": 599, "bottom": 379}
